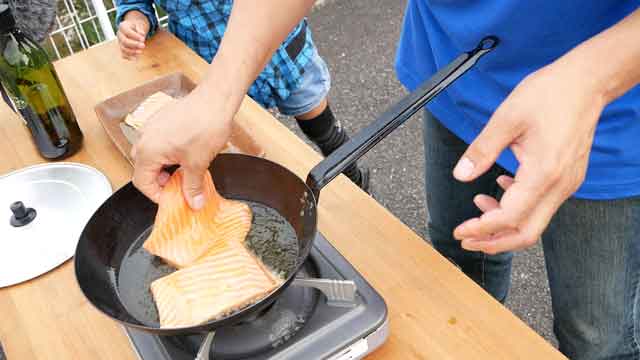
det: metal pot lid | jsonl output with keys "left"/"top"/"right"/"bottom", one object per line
{"left": 0, "top": 163, "right": 112, "bottom": 288}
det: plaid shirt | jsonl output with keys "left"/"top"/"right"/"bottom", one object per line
{"left": 115, "top": 0, "right": 314, "bottom": 108}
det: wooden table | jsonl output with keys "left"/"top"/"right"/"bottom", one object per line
{"left": 0, "top": 31, "right": 565, "bottom": 360}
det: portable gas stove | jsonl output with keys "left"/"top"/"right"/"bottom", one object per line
{"left": 123, "top": 232, "right": 389, "bottom": 360}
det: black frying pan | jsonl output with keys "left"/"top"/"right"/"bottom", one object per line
{"left": 74, "top": 37, "right": 498, "bottom": 336}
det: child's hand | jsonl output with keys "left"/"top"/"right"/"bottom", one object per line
{"left": 117, "top": 11, "right": 150, "bottom": 60}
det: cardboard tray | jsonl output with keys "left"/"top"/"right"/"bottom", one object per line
{"left": 95, "top": 72, "right": 265, "bottom": 164}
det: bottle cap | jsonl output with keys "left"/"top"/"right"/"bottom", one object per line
{"left": 0, "top": 4, "right": 16, "bottom": 34}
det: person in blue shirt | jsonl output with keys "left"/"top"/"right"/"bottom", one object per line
{"left": 128, "top": 1, "right": 640, "bottom": 358}
{"left": 115, "top": 0, "right": 369, "bottom": 192}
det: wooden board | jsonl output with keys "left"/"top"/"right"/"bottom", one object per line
{"left": 0, "top": 31, "right": 566, "bottom": 360}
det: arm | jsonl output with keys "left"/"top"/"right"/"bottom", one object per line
{"left": 572, "top": 8, "right": 640, "bottom": 103}
{"left": 453, "top": 8, "right": 640, "bottom": 254}
{"left": 131, "top": 1, "right": 315, "bottom": 208}
{"left": 199, "top": 0, "right": 317, "bottom": 116}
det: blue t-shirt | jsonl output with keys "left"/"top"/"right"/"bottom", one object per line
{"left": 396, "top": 1, "right": 640, "bottom": 200}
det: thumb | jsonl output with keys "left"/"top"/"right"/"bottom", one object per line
{"left": 181, "top": 166, "right": 207, "bottom": 210}
{"left": 453, "top": 111, "right": 518, "bottom": 182}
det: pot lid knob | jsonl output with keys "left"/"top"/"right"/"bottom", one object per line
{"left": 10, "top": 201, "right": 36, "bottom": 227}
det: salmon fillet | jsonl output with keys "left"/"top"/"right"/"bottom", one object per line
{"left": 143, "top": 169, "right": 252, "bottom": 268}
{"left": 150, "top": 240, "right": 282, "bottom": 328}
{"left": 144, "top": 169, "right": 282, "bottom": 327}
{"left": 125, "top": 92, "right": 175, "bottom": 130}
{"left": 123, "top": 92, "right": 236, "bottom": 153}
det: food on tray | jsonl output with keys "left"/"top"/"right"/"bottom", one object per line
{"left": 122, "top": 91, "right": 237, "bottom": 153}
{"left": 144, "top": 169, "right": 282, "bottom": 327}
{"left": 124, "top": 92, "right": 175, "bottom": 130}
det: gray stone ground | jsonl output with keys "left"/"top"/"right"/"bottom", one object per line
{"left": 276, "top": 0, "right": 558, "bottom": 347}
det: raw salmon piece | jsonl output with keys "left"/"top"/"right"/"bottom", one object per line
{"left": 150, "top": 240, "right": 283, "bottom": 328}
{"left": 125, "top": 92, "right": 175, "bottom": 130}
{"left": 143, "top": 170, "right": 252, "bottom": 268}
{"left": 123, "top": 92, "right": 238, "bottom": 153}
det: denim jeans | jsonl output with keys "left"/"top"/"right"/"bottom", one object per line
{"left": 274, "top": 45, "right": 330, "bottom": 117}
{"left": 423, "top": 110, "right": 640, "bottom": 360}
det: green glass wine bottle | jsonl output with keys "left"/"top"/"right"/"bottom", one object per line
{"left": 0, "top": 4, "right": 83, "bottom": 159}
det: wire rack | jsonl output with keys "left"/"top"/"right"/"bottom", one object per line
{"left": 45, "top": 0, "right": 168, "bottom": 59}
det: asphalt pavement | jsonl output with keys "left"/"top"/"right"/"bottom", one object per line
{"left": 275, "top": 0, "right": 557, "bottom": 347}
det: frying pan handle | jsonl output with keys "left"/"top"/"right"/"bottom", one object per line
{"left": 305, "top": 36, "right": 499, "bottom": 199}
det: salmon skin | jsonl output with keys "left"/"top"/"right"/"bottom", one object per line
{"left": 144, "top": 169, "right": 282, "bottom": 328}
{"left": 143, "top": 170, "right": 252, "bottom": 268}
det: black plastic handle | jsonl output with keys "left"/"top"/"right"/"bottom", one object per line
{"left": 306, "top": 36, "right": 499, "bottom": 199}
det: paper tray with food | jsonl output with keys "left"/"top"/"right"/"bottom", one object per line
{"left": 94, "top": 72, "right": 265, "bottom": 164}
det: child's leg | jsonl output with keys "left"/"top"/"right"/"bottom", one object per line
{"left": 276, "top": 46, "right": 370, "bottom": 192}
{"left": 294, "top": 98, "right": 327, "bottom": 121}
{"left": 295, "top": 99, "right": 369, "bottom": 191}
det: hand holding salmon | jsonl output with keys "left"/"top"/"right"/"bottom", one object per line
{"left": 143, "top": 170, "right": 282, "bottom": 327}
